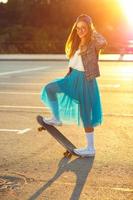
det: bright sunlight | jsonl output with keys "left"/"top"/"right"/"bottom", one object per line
{"left": 0, "top": 0, "right": 8, "bottom": 3}
{"left": 119, "top": 0, "right": 133, "bottom": 27}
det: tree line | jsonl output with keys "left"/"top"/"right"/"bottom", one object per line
{"left": 0, "top": 0, "right": 126, "bottom": 53}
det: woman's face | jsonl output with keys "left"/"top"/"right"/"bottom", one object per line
{"left": 76, "top": 21, "right": 90, "bottom": 39}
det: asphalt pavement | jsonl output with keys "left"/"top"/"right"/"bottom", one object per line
{"left": 0, "top": 60, "right": 133, "bottom": 200}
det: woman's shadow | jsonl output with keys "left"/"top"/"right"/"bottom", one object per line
{"left": 28, "top": 155, "right": 95, "bottom": 200}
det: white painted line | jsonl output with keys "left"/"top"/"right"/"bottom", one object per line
{"left": 0, "top": 92, "right": 39, "bottom": 95}
{"left": 0, "top": 66, "right": 49, "bottom": 76}
{"left": 100, "top": 84, "right": 120, "bottom": 88}
{"left": 0, "top": 82, "right": 121, "bottom": 88}
{"left": 101, "top": 77, "right": 133, "bottom": 81}
{"left": 0, "top": 105, "right": 46, "bottom": 109}
{"left": 112, "top": 187, "right": 133, "bottom": 192}
{"left": 0, "top": 128, "right": 31, "bottom": 134}
{"left": 0, "top": 88, "right": 121, "bottom": 95}
{"left": 0, "top": 105, "right": 133, "bottom": 117}
{"left": 18, "top": 128, "right": 31, "bottom": 134}
{"left": 0, "top": 82, "right": 44, "bottom": 85}
{"left": 0, "top": 84, "right": 121, "bottom": 96}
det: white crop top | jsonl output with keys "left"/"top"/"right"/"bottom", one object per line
{"left": 68, "top": 49, "right": 84, "bottom": 71}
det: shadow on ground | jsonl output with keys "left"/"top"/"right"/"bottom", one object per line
{"left": 28, "top": 156, "right": 94, "bottom": 200}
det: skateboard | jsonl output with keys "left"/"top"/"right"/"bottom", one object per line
{"left": 36, "top": 115, "right": 78, "bottom": 158}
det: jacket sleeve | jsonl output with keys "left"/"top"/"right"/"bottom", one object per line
{"left": 92, "top": 30, "right": 107, "bottom": 51}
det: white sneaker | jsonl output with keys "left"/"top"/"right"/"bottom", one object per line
{"left": 43, "top": 117, "right": 62, "bottom": 126}
{"left": 74, "top": 147, "right": 95, "bottom": 157}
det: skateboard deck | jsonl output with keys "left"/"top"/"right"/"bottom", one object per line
{"left": 36, "top": 115, "right": 78, "bottom": 157}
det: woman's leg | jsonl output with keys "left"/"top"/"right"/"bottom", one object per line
{"left": 73, "top": 106, "right": 95, "bottom": 156}
{"left": 44, "top": 81, "right": 62, "bottom": 121}
{"left": 74, "top": 126, "right": 95, "bottom": 156}
{"left": 84, "top": 127, "right": 94, "bottom": 132}
{"left": 84, "top": 127, "right": 95, "bottom": 151}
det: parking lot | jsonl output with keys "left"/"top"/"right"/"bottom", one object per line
{"left": 0, "top": 60, "right": 133, "bottom": 200}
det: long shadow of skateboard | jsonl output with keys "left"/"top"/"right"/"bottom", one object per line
{"left": 28, "top": 156, "right": 94, "bottom": 200}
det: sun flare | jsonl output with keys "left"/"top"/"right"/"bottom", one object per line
{"left": 119, "top": 0, "right": 133, "bottom": 27}
{"left": 0, "top": 0, "right": 8, "bottom": 3}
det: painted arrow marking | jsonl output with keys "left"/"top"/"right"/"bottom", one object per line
{"left": 0, "top": 128, "right": 31, "bottom": 134}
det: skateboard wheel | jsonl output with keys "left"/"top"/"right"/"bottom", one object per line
{"left": 63, "top": 150, "right": 69, "bottom": 156}
{"left": 38, "top": 126, "right": 46, "bottom": 131}
{"left": 63, "top": 151, "right": 72, "bottom": 158}
{"left": 67, "top": 153, "right": 72, "bottom": 158}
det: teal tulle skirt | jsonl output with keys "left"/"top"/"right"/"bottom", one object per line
{"left": 41, "top": 68, "right": 103, "bottom": 128}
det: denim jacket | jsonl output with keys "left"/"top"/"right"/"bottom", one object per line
{"left": 81, "top": 31, "right": 107, "bottom": 80}
{"left": 67, "top": 31, "right": 107, "bottom": 80}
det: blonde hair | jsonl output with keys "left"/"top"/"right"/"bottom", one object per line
{"left": 65, "top": 14, "right": 95, "bottom": 59}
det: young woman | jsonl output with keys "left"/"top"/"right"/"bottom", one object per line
{"left": 41, "top": 14, "right": 107, "bottom": 157}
